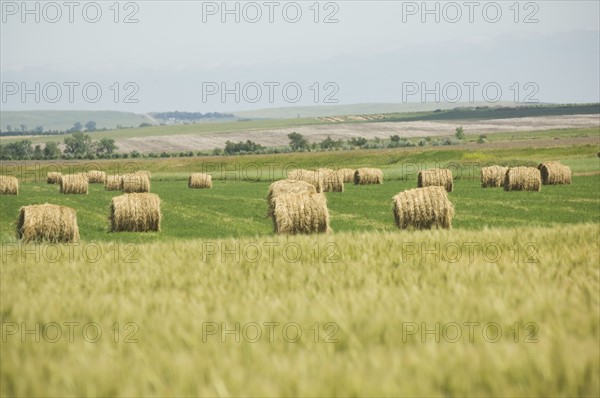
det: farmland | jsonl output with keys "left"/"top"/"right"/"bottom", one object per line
{"left": 1, "top": 125, "right": 599, "bottom": 396}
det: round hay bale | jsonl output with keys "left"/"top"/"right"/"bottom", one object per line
{"left": 287, "top": 169, "right": 324, "bottom": 193}
{"left": 338, "top": 168, "right": 356, "bottom": 183}
{"left": 504, "top": 167, "right": 541, "bottom": 191}
{"left": 317, "top": 168, "right": 344, "bottom": 192}
{"left": 272, "top": 192, "right": 331, "bottom": 235}
{"left": 138, "top": 171, "right": 151, "bottom": 180}
{"left": 267, "top": 179, "right": 317, "bottom": 215}
{"left": 188, "top": 173, "right": 212, "bottom": 189}
{"left": 86, "top": 170, "right": 106, "bottom": 184}
{"left": 392, "top": 186, "right": 454, "bottom": 230}
{"left": 480, "top": 165, "right": 508, "bottom": 188}
{"left": 122, "top": 174, "right": 150, "bottom": 193}
{"left": 109, "top": 193, "right": 161, "bottom": 232}
{"left": 418, "top": 168, "right": 453, "bottom": 192}
{"left": 16, "top": 204, "right": 79, "bottom": 243}
{"left": 538, "top": 162, "right": 572, "bottom": 185}
{"left": 104, "top": 175, "right": 123, "bottom": 191}
{"left": 47, "top": 172, "right": 62, "bottom": 184}
{"left": 0, "top": 176, "right": 19, "bottom": 195}
{"left": 60, "top": 174, "right": 88, "bottom": 194}
{"left": 354, "top": 168, "right": 383, "bottom": 185}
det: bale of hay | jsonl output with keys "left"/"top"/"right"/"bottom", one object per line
{"left": 138, "top": 171, "right": 151, "bottom": 180}
{"left": 317, "top": 168, "right": 344, "bottom": 192}
{"left": 86, "top": 170, "right": 106, "bottom": 183}
{"left": 287, "top": 169, "right": 323, "bottom": 193}
{"left": 418, "top": 168, "right": 453, "bottom": 192}
{"left": 109, "top": 193, "right": 161, "bottom": 232}
{"left": 354, "top": 168, "right": 383, "bottom": 185}
{"left": 104, "top": 175, "right": 123, "bottom": 191}
{"left": 267, "top": 179, "right": 317, "bottom": 215}
{"left": 188, "top": 173, "right": 212, "bottom": 189}
{"left": 272, "top": 192, "right": 331, "bottom": 234}
{"left": 538, "top": 162, "right": 572, "bottom": 185}
{"left": 392, "top": 186, "right": 454, "bottom": 230}
{"left": 480, "top": 165, "right": 508, "bottom": 188}
{"left": 122, "top": 174, "right": 150, "bottom": 193}
{"left": 0, "top": 176, "right": 19, "bottom": 195}
{"left": 47, "top": 172, "right": 62, "bottom": 184}
{"left": 59, "top": 174, "right": 88, "bottom": 194}
{"left": 504, "top": 167, "right": 541, "bottom": 191}
{"left": 338, "top": 168, "right": 356, "bottom": 183}
{"left": 16, "top": 204, "right": 79, "bottom": 243}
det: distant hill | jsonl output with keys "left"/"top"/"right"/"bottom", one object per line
{"left": 0, "top": 110, "right": 154, "bottom": 132}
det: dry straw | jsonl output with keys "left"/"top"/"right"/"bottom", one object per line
{"left": 392, "top": 186, "right": 454, "bottom": 230}
{"left": 272, "top": 192, "right": 331, "bottom": 234}
{"left": 104, "top": 175, "right": 123, "bottom": 191}
{"left": 480, "top": 165, "right": 508, "bottom": 188}
{"left": 287, "top": 169, "right": 324, "bottom": 193}
{"left": 538, "top": 161, "right": 572, "bottom": 185}
{"left": 122, "top": 174, "right": 151, "bottom": 193}
{"left": 318, "top": 168, "right": 344, "bottom": 192}
{"left": 60, "top": 174, "right": 88, "bottom": 194}
{"left": 0, "top": 176, "right": 19, "bottom": 195}
{"left": 109, "top": 193, "right": 161, "bottom": 232}
{"left": 504, "top": 167, "right": 541, "bottom": 191}
{"left": 47, "top": 172, "right": 62, "bottom": 184}
{"left": 188, "top": 173, "right": 213, "bottom": 189}
{"left": 338, "top": 168, "right": 356, "bottom": 183}
{"left": 267, "top": 179, "right": 317, "bottom": 215}
{"left": 16, "top": 204, "right": 80, "bottom": 243}
{"left": 418, "top": 168, "right": 453, "bottom": 192}
{"left": 354, "top": 168, "right": 383, "bottom": 185}
{"left": 86, "top": 170, "right": 106, "bottom": 183}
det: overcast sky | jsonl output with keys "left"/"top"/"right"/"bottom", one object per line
{"left": 1, "top": 0, "right": 599, "bottom": 112}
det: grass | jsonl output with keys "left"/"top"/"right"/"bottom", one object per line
{"left": 1, "top": 224, "right": 598, "bottom": 396}
{"left": 0, "top": 110, "right": 153, "bottom": 131}
{"left": 1, "top": 139, "right": 599, "bottom": 396}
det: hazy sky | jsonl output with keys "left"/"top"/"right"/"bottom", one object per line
{"left": 1, "top": 0, "right": 599, "bottom": 112}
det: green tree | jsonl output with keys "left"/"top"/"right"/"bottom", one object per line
{"left": 64, "top": 132, "right": 92, "bottom": 157}
{"left": 455, "top": 126, "right": 465, "bottom": 140}
{"left": 43, "top": 142, "right": 62, "bottom": 159}
{"left": 33, "top": 145, "right": 43, "bottom": 159}
{"left": 319, "top": 136, "right": 336, "bottom": 150}
{"left": 288, "top": 132, "right": 309, "bottom": 151}
{"left": 390, "top": 135, "right": 401, "bottom": 143}
{"left": 85, "top": 121, "right": 97, "bottom": 132}
{"left": 96, "top": 138, "right": 118, "bottom": 155}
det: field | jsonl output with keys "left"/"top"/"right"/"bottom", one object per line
{"left": 1, "top": 127, "right": 599, "bottom": 396}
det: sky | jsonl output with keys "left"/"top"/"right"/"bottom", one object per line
{"left": 1, "top": 0, "right": 599, "bottom": 113}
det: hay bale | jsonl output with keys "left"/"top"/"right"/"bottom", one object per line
{"left": 538, "top": 162, "right": 572, "bottom": 185}
{"left": 104, "top": 175, "right": 123, "bottom": 191}
{"left": 138, "top": 171, "right": 151, "bottom": 180}
{"left": 47, "top": 172, "right": 62, "bottom": 184}
{"left": 109, "top": 193, "right": 161, "bottom": 232}
{"left": 86, "top": 170, "right": 106, "bottom": 183}
{"left": 287, "top": 169, "right": 324, "bottom": 193}
{"left": 338, "top": 168, "right": 356, "bottom": 183}
{"left": 354, "top": 168, "right": 383, "bottom": 185}
{"left": 480, "top": 165, "right": 508, "bottom": 188}
{"left": 16, "top": 204, "right": 79, "bottom": 243}
{"left": 0, "top": 176, "right": 19, "bottom": 195}
{"left": 188, "top": 173, "right": 212, "bottom": 189}
{"left": 317, "top": 168, "right": 344, "bottom": 192}
{"left": 392, "top": 186, "right": 454, "bottom": 230}
{"left": 122, "top": 174, "right": 150, "bottom": 193}
{"left": 267, "top": 179, "right": 317, "bottom": 215}
{"left": 504, "top": 167, "right": 541, "bottom": 191}
{"left": 418, "top": 168, "right": 453, "bottom": 192}
{"left": 60, "top": 174, "right": 88, "bottom": 194}
{"left": 271, "top": 192, "right": 331, "bottom": 234}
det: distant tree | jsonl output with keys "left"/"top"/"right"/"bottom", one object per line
{"left": 288, "top": 132, "right": 309, "bottom": 151}
{"left": 455, "top": 126, "right": 465, "bottom": 140}
{"left": 20, "top": 124, "right": 27, "bottom": 133}
{"left": 349, "top": 137, "right": 368, "bottom": 147}
{"left": 139, "top": 123, "right": 153, "bottom": 128}
{"left": 319, "top": 136, "right": 336, "bottom": 150}
{"left": 6, "top": 125, "right": 12, "bottom": 132}
{"left": 477, "top": 134, "right": 488, "bottom": 144}
{"left": 96, "top": 138, "right": 118, "bottom": 155}
{"left": 33, "top": 145, "right": 43, "bottom": 159}
{"left": 64, "top": 132, "right": 92, "bottom": 157}
{"left": 34, "top": 125, "right": 44, "bottom": 134}
{"left": 390, "top": 135, "right": 401, "bottom": 143}
{"left": 43, "top": 142, "right": 62, "bottom": 159}
{"left": 85, "top": 121, "right": 97, "bottom": 132}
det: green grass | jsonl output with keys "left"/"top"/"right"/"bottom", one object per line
{"left": 1, "top": 225, "right": 598, "bottom": 396}
{"left": 0, "top": 110, "right": 153, "bottom": 131}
